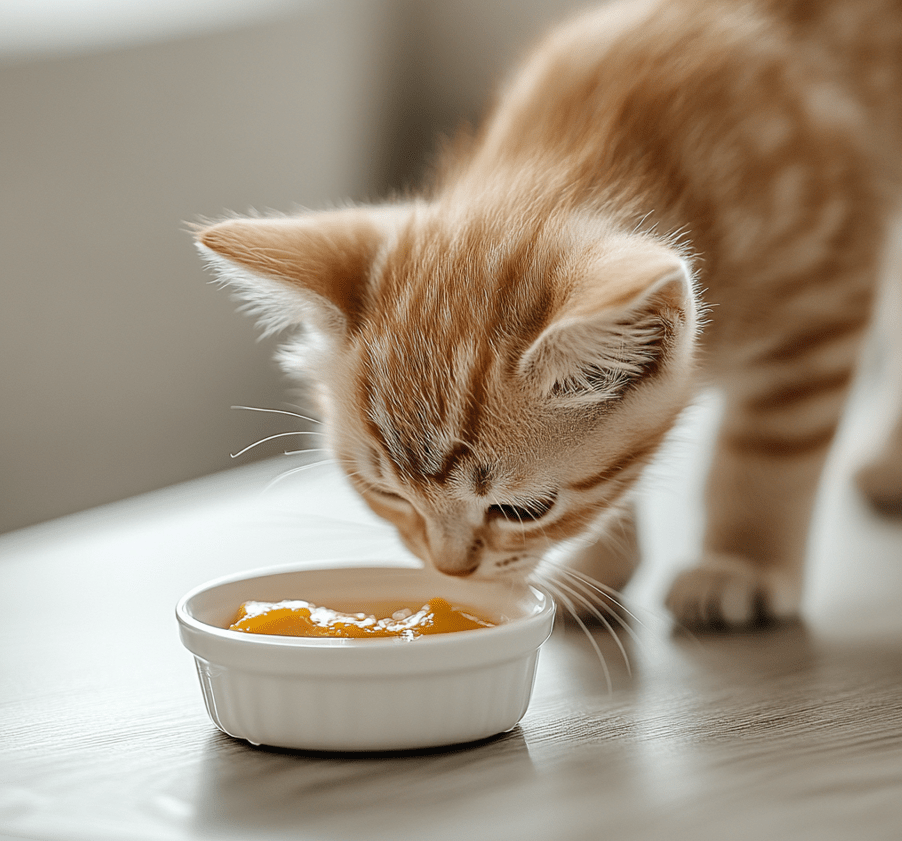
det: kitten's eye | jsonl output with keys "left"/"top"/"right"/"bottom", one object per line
{"left": 488, "top": 496, "right": 556, "bottom": 523}
{"left": 372, "top": 488, "right": 408, "bottom": 504}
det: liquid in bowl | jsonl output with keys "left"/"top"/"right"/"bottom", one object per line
{"left": 229, "top": 597, "right": 496, "bottom": 638}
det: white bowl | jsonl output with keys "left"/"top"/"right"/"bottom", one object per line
{"left": 176, "top": 563, "right": 555, "bottom": 752}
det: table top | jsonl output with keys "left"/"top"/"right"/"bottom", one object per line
{"left": 2, "top": 394, "right": 902, "bottom": 841}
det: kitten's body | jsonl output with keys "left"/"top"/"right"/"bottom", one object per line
{"left": 198, "top": 0, "right": 902, "bottom": 628}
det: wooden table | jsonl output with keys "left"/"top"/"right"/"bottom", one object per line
{"left": 2, "top": 392, "right": 901, "bottom": 841}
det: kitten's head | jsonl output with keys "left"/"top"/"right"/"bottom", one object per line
{"left": 197, "top": 201, "right": 698, "bottom": 580}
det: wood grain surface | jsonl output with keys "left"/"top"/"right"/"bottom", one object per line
{"left": 1, "top": 384, "right": 901, "bottom": 841}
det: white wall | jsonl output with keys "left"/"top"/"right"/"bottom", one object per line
{"left": 0, "top": 0, "right": 594, "bottom": 534}
{"left": 390, "top": 0, "right": 596, "bottom": 187}
{"left": 0, "top": 0, "right": 408, "bottom": 532}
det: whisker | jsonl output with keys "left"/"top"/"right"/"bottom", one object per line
{"left": 545, "top": 576, "right": 633, "bottom": 674}
{"left": 545, "top": 581, "right": 613, "bottom": 694}
{"left": 264, "top": 458, "right": 336, "bottom": 492}
{"left": 231, "top": 405, "right": 323, "bottom": 426}
{"left": 547, "top": 561, "right": 650, "bottom": 631}
{"left": 553, "top": 564, "right": 640, "bottom": 621}
{"left": 284, "top": 402, "right": 326, "bottom": 424}
{"left": 231, "top": 431, "right": 327, "bottom": 459}
{"left": 551, "top": 562, "right": 703, "bottom": 647}
{"left": 552, "top": 569, "right": 645, "bottom": 648}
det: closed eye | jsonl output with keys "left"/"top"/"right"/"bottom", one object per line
{"left": 488, "top": 495, "right": 556, "bottom": 523}
{"left": 371, "top": 487, "right": 409, "bottom": 504}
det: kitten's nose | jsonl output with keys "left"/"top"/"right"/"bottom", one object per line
{"left": 434, "top": 557, "right": 480, "bottom": 577}
{"left": 428, "top": 535, "right": 483, "bottom": 577}
{"left": 425, "top": 510, "right": 484, "bottom": 577}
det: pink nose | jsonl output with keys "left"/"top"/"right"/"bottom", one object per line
{"left": 431, "top": 542, "right": 481, "bottom": 577}
{"left": 427, "top": 530, "right": 483, "bottom": 577}
{"left": 435, "top": 559, "right": 479, "bottom": 577}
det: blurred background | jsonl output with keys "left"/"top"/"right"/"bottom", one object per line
{"left": 0, "top": 0, "right": 597, "bottom": 534}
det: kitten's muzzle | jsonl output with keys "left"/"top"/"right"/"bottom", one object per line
{"left": 434, "top": 559, "right": 480, "bottom": 577}
{"left": 425, "top": 525, "right": 485, "bottom": 578}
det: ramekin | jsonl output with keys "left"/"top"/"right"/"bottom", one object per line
{"left": 176, "top": 563, "right": 555, "bottom": 752}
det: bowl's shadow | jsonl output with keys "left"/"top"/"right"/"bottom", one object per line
{"left": 190, "top": 726, "right": 536, "bottom": 837}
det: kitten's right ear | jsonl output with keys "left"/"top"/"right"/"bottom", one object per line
{"left": 195, "top": 206, "right": 406, "bottom": 337}
{"left": 518, "top": 245, "right": 697, "bottom": 402}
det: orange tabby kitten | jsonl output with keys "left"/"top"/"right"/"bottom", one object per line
{"left": 196, "top": 0, "right": 902, "bottom": 628}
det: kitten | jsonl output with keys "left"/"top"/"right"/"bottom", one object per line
{"left": 196, "top": 0, "right": 902, "bottom": 629}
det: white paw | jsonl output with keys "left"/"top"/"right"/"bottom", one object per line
{"left": 665, "top": 555, "right": 800, "bottom": 629}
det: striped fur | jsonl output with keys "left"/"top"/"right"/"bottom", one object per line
{"left": 197, "top": 0, "right": 902, "bottom": 628}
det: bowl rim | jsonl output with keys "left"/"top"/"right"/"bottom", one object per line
{"left": 176, "top": 562, "right": 556, "bottom": 675}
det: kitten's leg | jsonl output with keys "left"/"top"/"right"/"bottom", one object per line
{"left": 666, "top": 313, "right": 870, "bottom": 628}
{"left": 856, "top": 416, "right": 902, "bottom": 514}
{"left": 855, "top": 235, "right": 902, "bottom": 514}
{"left": 565, "top": 501, "right": 640, "bottom": 597}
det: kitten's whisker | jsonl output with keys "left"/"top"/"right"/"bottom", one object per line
{"left": 557, "top": 562, "right": 701, "bottom": 642}
{"left": 283, "top": 447, "right": 332, "bottom": 456}
{"left": 549, "top": 568, "right": 646, "bottom": 654}
{"left": 542, "top": 555, "right": 627, "bottom": 604}
{"left": 264, "top": 459, "right": 336, "bottom": 492}
{"left": 283, "top": 402, "right": 326, "bottom": 426}
{"left": 561, "top": 569, "right": 650, "bottom": 629}
{"left": 553, "top": 565, "right": 636, "bottom": 622}
{"left": 545, "top": 581, "right": 613, "bottom": 694}
{"left": 545, "top": 576, "right": 632, "bottom": 675}
{"left": 553, "top": 561, "right": 703, "bottom": 645}
{"left": 231, "top": 405, "right": 324, "bottom": 426}
{"left": 231, "top": 431, "right": 327, "bottom": 459}
{"left": 549, "top": 562, "right": 650, "bottom": 632}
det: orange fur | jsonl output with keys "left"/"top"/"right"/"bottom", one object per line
{"left": 197, "top": 0, "right": 902, "bottom": 628}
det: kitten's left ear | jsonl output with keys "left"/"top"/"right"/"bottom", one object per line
{"left": 195, "top": 206, "right": 405, "bottom": 337}
{"left": 519, "top": 245, "right": 697, "bottom": 400}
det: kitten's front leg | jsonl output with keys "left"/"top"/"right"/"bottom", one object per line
{"left": 555, "top": 503, "right": 642, "bottom": 626}
{"left": 856, "top": 411, "right": 902, "bottom": 515}
{"left": 666, "top": 360, "right": 859, "bottom": 628}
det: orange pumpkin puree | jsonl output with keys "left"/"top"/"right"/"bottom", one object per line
{"left": 228, "top": 598, "right": 496, "bottom": 639}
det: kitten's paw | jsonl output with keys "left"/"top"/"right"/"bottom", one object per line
{"left": 855, "top": 458, "right": 902, "bottom": 516}
{"left": 665, "top": 555, "right": 800, "bottom": 630}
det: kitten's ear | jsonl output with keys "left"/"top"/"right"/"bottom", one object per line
{"left": 519, "top": 246, "right": 696, "bottom": 400}
{"left": 195, "top": 206, "right": 405, "bottom": 337}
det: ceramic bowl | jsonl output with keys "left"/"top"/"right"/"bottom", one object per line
{"left": 176, "top": 563, "right": 555, "bottom": 752}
